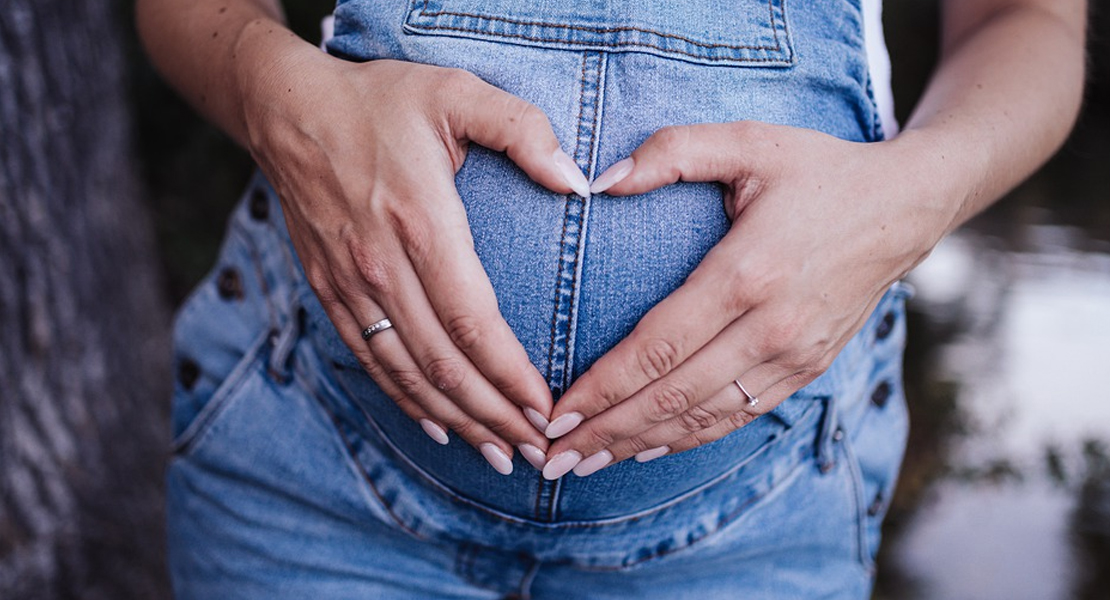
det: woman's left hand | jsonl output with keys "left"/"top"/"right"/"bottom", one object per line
{"left": 540, "top": 121, "right": 951, "bottom": 479}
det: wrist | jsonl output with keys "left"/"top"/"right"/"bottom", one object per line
{"left": 229, "top": 19, "right": 329, "bottom": 151}
{"left": 878, "top": 128, "right": 984, "bottom": 240}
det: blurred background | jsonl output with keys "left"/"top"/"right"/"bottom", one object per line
{"left": 1, "top": 0, "right": 1107, "bottom": 598}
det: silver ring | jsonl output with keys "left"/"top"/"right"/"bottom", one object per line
{"left": 361, "top": 318, "right": 393, "bottom": 341}
{"left": 734, "top": 378, "right": 760, "bottom": 408}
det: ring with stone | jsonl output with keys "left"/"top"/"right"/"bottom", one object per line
{"left": 361, "top": 318, "right": 393, "bottom": 341}
{"left": 734, "top": 378, "right": 760, "bottom": 408}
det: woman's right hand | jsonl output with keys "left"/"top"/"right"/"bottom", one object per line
{"left": 234, "top": 31, "right": 589, "bottom": 474}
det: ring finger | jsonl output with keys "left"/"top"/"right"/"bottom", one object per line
{"left": 575, "top": 364, "right": 785, "bottom": 475}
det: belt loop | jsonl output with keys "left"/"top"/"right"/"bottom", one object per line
{"left": 815, "top": 395, "right": 840, "bottom": 473}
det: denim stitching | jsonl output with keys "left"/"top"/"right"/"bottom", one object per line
{"left": 542, "top": 53, "right": 587, "bottom": 392}
{"left": 838, "top": 432, "right": 877, "bottom": 573}
{"left": 413, "top": 0, "right": 787, "bottom": 53}
{"left": 405, "top": 23, "right": 791, "bottom": 64}
{"left": 538, "top": 52, "right": 604, "bottom": 522}
{"left": 563, "top": 53, "right": 606, "bottom": 387}
{"left": 326, "top": 360, "right": 824, "bottom": 533}
{"left": 580, "top": 455, "right": 812, "bottom": 571}
{"left": 309, "top": 385, "right": 426, "bottom": 539}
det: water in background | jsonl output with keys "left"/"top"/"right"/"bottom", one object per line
{"left": 875, "top": 221, "right": 1110, "bottom": 599}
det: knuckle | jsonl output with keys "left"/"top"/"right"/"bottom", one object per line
{"left": 356, "top": 354, "right": 384, "bottom": 379}
{"left": 424, "top": 356, "right": 467, "bottom": 394}
{"left": 347, "top": 242, "right": 393, "bottom": 292}
{"left": 787, "top": 368, "right": 822, "bottom": 390}
{"left": 513, "top": 102, "right": 550, "bottom": 134}
{"left": 677, "top": 405, "right": 720, "bottom": 433}
{"left": 635, "top": 337, "right": 680, "bottom": 380}
{"left": 480, "top": 413, "right": 516, "bottom": 438}
{"left": 438, "top": 68, "right": 481, "bottom": 97}
{"left": 758, "top": 321, "right": 802, "bottom": 358}
{"left": 624, "top": 435, "right": 653, "bottom": 455}
{"left": 727, "top": 259, "right": 776, "bottom": 305}
{"left": 306, "top": 268, "right": 338, "bottom": 303}
{"left": 390, "top": 394, "right": 419, "bottom": 417}
{"left": 582, "top": 427, "right": 615, "bottom": 450}
{"left": 646, "top": 382, "right": 694, "bottom": 422}
{"left": 652, "top": 126, "right": 689, "bottom": 155}
{"left": 727, "top": 410, "right": 757, "bottom": 430}
{"left": 388, "top": 213, "right": 434, "bottom": 264}
{"left": 444, "top": 314, "right": 484, "bottom": 353}
{"left": 446, "top": 416, "right": 477, "bottom": 440}
{"left": 689, "top": 428, "right": 716, "bottom": 449}
{"left": 388, "top": 367, "right": 426, "bottom": 397}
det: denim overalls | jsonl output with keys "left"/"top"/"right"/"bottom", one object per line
{"left": 167, "top": 1, "right": 911, "bottom": 597}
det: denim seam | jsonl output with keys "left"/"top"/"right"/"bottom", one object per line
{"left": 517, "top": 559, "right": 540, "bottom": 599}
{"left": 540, "top": 51, "right": 605, "bottom": 522}
{"left": 170, "top": 332, "right": 271, "bottom": 456}
{"left": 408, "top": 0, "right": 793, "bottom": 60}
{"left": 839, "top": 430, "right": 877, "bottom": 574}
{"left": 564, "top": 52, "right": 606, "bottom": 386}
{"left": 357, "top": 397, "right": 820, "bottom": 530}
{"left": 582, "top": 455, "right": 814, "bottom": 571}
{"left": 300, "top": 360, "right": 427, "bottom": 540}
{"left": 538, "top": 51, "right": 590, "bottom": 523}
{"left": 542, "top": 52, "right": 587, "bottom": 394}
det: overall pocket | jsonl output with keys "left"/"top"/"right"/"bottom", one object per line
{"left": 403, "top": 0, "right": 795, "bottom": 66}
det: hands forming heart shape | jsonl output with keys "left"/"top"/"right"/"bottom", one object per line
{"left": 239, "top": 51, "right": 958, "bottom": 478}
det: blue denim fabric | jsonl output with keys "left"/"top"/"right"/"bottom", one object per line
{"left": 168, "top": 1, "right": 909, "bottom": 597}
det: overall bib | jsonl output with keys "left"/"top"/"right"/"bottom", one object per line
{"left": 168, "top": 1, "right": 910, "bottom": 597}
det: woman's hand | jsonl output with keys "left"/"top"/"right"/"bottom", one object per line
{"left": 537, "top": 0, "right": 1086, "bottom": 480}
{"left": 235, "top": 38, "right": 590, "bottom": 474}
{"left": 538, "top": 121, "right": 947, "bottom": 479}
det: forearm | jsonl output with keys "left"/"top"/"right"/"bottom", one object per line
{"left": 135, "top": 0, "right": 316, "bottom": 147}
{"left": 889, "top": 0, "right": 1086, "bottom": 237}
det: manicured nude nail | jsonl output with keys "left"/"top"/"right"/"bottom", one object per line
{"left": 635, "top": 445, "right": 670, "bottom": 463}
{"left": 553, "top": 149, "right": 591, "bottom": 198}
{"left": 545, "top": 412, "right": 584, "bottom": 439}
{"left": 589, "top": 158, "right": 634, "bottom": 194}
{"left": 479, "top": 443, "right": 514, "bottom": 476}
{"left": 518, "top": 443, "right": 548, "bottom": 471}
{"left": 524, "top": 407, "right": 549, "bottom": 432}
{"left": 573, "top": 449, "right": 613, "bottom": 477}
{"left": 420, "top": 419, "right": 449, "bottom": 445}
{"left": 542, "top": 450, "right": 582, "bottom": 480}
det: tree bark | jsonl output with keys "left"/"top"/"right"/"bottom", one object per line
{"left": 0, "top": 0, "right": 171, "bottom": 597}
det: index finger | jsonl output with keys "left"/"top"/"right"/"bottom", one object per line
{"left": 399, "top": 181, "right": 555, "bottom": 421}
{"left": 545, "top": 239, "right": 749, "bottom": 437}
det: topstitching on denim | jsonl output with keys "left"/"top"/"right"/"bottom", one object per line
{"left": 539, "top": 50, "right": 606, "bottom": 523}
{"left": 403, "top": 0, "right": 795, "bottom": 66}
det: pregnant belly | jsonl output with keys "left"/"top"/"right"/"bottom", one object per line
{"left": 316, "top": 0, "right": 880, "bottom": 524}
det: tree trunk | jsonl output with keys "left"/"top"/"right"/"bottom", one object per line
{"left": 0, "top": 0, "right": 171, "bottom": 597}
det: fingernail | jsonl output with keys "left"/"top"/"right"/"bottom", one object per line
{"left": 542, "top": 450, "right": 582, "bottom": 480}
{"left": 524, "top": 407, "right": 549, "bottom": 432}
{"left": 419, "top": 419, "right": 449, "bottom": 445}
{"left": 545, "top": 412, "right": 584, "bottom": 439}
{"left": 553, "top": 149, "right": 591, "bottom": 198}
{"left": 573, "top": 449, "right": 613, "bottom": 477}
{"left": 479, "top": 443, "right": 514, "bottom": 476}
{"left": 518, "top": 443, "right": 548, "bottom": 471}
{"left": 589, "top": 158, "right": 634, "bottom": 194}
{"left": 635, "top": 445, "right": 670, "bottom": 463}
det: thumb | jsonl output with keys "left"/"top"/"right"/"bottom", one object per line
{"left": 590, "top": 122, "right": 769, "bottom": 196}
{"left": 447, "top": 76, "right": 590, "bottom": 197}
